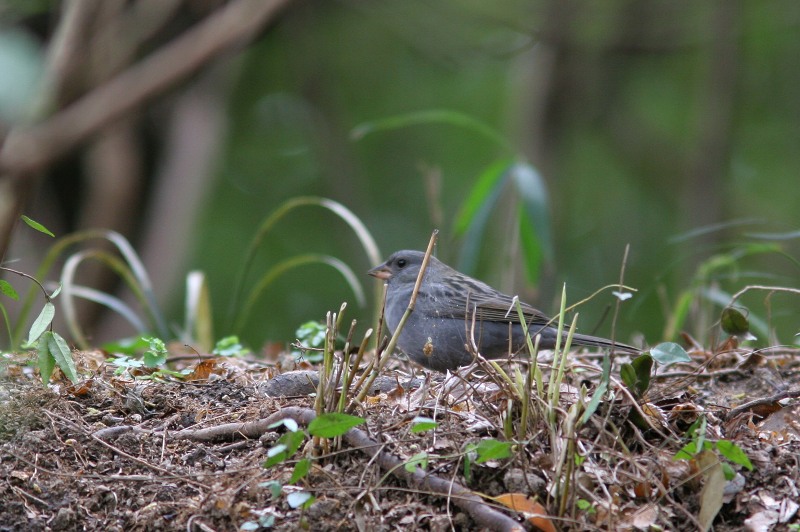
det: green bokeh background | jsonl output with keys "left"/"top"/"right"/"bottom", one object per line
{"left": 183, "top": 2, "right": 799, "bottom": 350}
{"left": 5, "top": 1, "right": 796, "bottom": 352}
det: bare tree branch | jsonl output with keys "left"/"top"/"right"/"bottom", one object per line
{"left": 0, "top": 0, "right": 292, "bottom": 262}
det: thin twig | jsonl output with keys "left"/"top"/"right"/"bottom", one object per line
{"left": 0, "top": 0, "right": 292, "bottom": 175}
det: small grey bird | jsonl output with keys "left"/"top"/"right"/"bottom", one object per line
{"left": 368, "top": 250, "right": 638, "bottom": 372}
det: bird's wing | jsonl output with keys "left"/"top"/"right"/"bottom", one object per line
{"left": 439, "top": 287, "right": 560, "bottom": 328}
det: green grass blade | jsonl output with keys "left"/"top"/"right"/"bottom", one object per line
{"left": 60, "top": 249, "right": 152, "bottom": 349}
{"left": 234, "top": 254, "right": 365, "bottom": 333}
{"left": 65, "top": 284, "right": 148, "bottom": 333}
{"left": 13, "top": 229, "right": 168, "bottom": 344}
{"left": 184, "top": 271, "right": 213, "bottom": 351}
{"left": 229, "top": 196, "right": 380, "bottom": 328}
{"left": 351, "top": 109, "right": 514, "bottom": 153}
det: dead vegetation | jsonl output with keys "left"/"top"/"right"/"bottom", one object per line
{"left": 1, "top": 345, "right": 799, "bottom": 531}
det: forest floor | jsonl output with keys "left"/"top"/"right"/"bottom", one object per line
{"left": 1, "top": 344, "right": 799, "bottom": 531}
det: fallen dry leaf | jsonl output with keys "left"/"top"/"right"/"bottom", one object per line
{"left": 491, "top": 493, "right": 556, "bottom": 532}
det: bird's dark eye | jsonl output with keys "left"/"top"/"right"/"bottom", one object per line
{"left": 396, "top": 258, "right": 407, "bottom": 268}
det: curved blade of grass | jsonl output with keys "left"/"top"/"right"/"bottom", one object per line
{"left": 101, "top": 230, "right": 168, "bottom": 337}
{"left": 234, "top": 254, "right": 365, "bottom": 333}
{"left": 455, "top": 160, "right": 510, "bottom": 274}
{"left": 65, "top": 284, "right": 148, "bottom": 333}
{"left": 350, "top": 109, "right": 514, "bottom": 153}
{"left": 668, "top": 218, "right": 764, "bottom": 244}
{"left": 744, "top": 229, "right": 800, "bottom": 240}
{"left": 61, "top": 249, "right": 152, "bottom": 349}
{"left": 184, "top": 271, "right": 213, "bottom": 351}
{"left": 1, "top": 303, "right": 11, "bottom": 348}
{"left": 13, "top": 229, "right": 168, "bottom": 344}
{"left": 229, "top": 197, "right": 380, "bottom": 328}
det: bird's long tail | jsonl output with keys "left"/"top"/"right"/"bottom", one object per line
{"left": 567, "top": 332, "right": 640, "bottom": 353}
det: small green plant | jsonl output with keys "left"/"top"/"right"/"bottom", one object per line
{"left": 620, "top": 343, "right": 691, "bottom": 402}
{"left": 662, "top": 227, "right": 800, "bottom": 345}
{"left": 4, "top": 196, "right": 378, "bottom": 378}
{"left": 674, "top": 416, "right": 753, "bottom": 480}
{"left": 463, "top": 438, "right": 515, "bottom": 484}
{"left": 212, "top": 335, "right": 250, "bottom": 357}
{"left": 292, "top": 320, "right": 328, "bottom": 363}
{"left": 1, "top": 216, "right": 79, "bottom": 384}
{"left": 260, "top": 412, "right": 365, "bottom": 512}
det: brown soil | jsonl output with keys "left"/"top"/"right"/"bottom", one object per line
{"left": 1, "top": 346, "right": 799, "bottom": 531}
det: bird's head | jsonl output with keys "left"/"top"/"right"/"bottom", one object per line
{"left": 368, "top": 250, "right": 438, "bottom": 285}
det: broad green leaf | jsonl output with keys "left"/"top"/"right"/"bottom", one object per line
{"left": 720, "top": 307, "right": 749, "bottom": 336}
{"left": 721, "top": 462, "right": 736, "bottom": 481}
{"left": 268, "top": 418, "right": 299, "bottom": 432}
{"left": 673, "top": 441, "right": 698, "bottom": 461}
{"left": 142, "top": 336, "right": 168, "bottom": 367}
{"left": 456, "top": 160, "right": 510, "bottom": 275}
{"left": 212, "top": 335, "right": 250, "bottom": 357}
{"left": 265, "top": 431, "right": 305, "bottom": 467}
{"left": 620, "top": 363, "right": 637, "bottom": 396}
{"left": 20, "top": 215, "right": 54, "bottom": 237}
{"left": 24, "top": 301, "right": 55, "bottom": 347}
{"left": 621, "top": 355, "right": 652, "bottom": 399}
{"left": 48, "top": 332, "right": 78, "bottom": 383}
{"left": 102, "top": 335, "right": 151, "bottom": 356}
{"left": 474, "top": 438, "right": 513, "bottom": 463}
{"left": 0, "top": 280, "right": 19, "bottom": 300}
{"left": 259, "top": 480, "right": 282, "bottom": 498}
{"left": 404, "top": 452, "right": 428, "bottom": 472}
{"left": 410, "top": 416, "right": 438, "bottom": 433}
{"left": 286, "top": 491, "right": 314, "bottom": 510}
{"left": 582, "top": 354, "right": 611, "bottom": 424}
{"left": 266, "top": 444, "right": 287, "bottom": 459}
{"left": 715, "top": 440, "right": 753, "bottom": 470}
{"left": 454, "top": 158, "right": 512, "bottom": 235}
{"left": 511, "top": 162, "right": 552, "bottom": 262}
{"left": 307, "top": 413, "right": 364, "bottom": 438}
{"left": 37, "top": 331, "right": 56, "bottom": 383}
{"left": 290, "top": 458, "right": 311, "bottom": 483}
{"left": 630, "top": 354, "right": 653, "bottom": 397}
{"left": 650, "top": 342, "right": 691, "bottom": 366}
{"left": 518, "top": 208, "right": 543, "bottom": 284}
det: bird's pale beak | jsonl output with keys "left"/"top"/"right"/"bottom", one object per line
{"left": 368, "top": 264, "right": 391, "bottom": 280}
